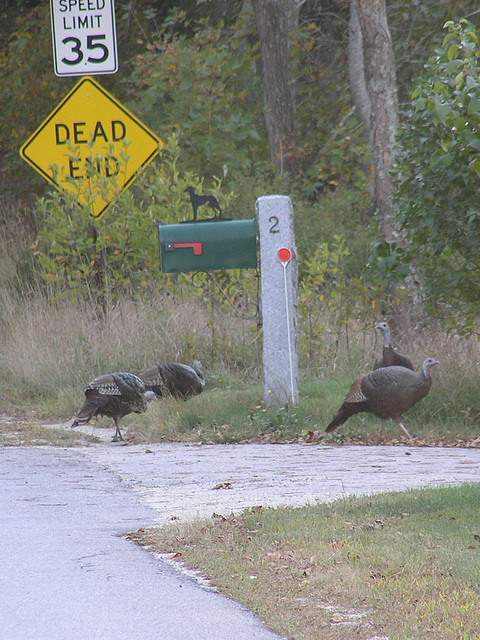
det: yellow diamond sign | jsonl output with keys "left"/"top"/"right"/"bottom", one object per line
{"left": 20, "top": 76, "right": 162, "bottom": 219}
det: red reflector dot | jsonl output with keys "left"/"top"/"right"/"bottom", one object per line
{"left": 277, "top": 247, "right": 292, "bottom": 262}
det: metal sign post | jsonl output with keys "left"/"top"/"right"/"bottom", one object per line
{"left": 257, "top": 195, "right": 299, "bottom": 407}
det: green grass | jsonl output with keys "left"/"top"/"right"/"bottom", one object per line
{"left": 130, "top": 484, "right": 480, "bottom": 640}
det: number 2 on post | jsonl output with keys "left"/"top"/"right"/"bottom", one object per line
{"left": 269, "top": 216, "right": 279, "bottom": 233}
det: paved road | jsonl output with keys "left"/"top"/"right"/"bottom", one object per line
{"left": 1, "top": 440, "right": 480, "bottom": 639}
{"left": 0, "top": 446, "right": 284, "bottom": 640}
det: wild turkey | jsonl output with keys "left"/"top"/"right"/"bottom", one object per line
{"left": 139, "top": 361, "right": 205, "bottom": 399}
{"left": 325, "top": 357, "right": 439, "bottom": 439}
{"left": 71, "top": 372, "right": 155, "bottom": 442}
{"left": 373, "top": 321, "right": 414, "bottom": 371}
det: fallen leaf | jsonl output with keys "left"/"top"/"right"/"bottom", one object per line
{"left": 267, "top": 551, "right": 283, "bottom": 563}
{"left": 213, "top": 482, "right": 232, "bottom": 490}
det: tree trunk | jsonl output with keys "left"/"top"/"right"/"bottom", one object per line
{"left": 356, "top": 0, "right": 424, "bottom": 322}
{"left": 348, "top": 0, "right": 371, "bottom": 136}
{"left": 252, "top": 0, "right": 300, "bottom": 176}
{"left": 357, "top": 0, "right": 398, "bottom": 242}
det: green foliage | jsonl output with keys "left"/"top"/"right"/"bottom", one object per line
{"left": 2, "top": 0, "right": 478, "bottom": 205}
{"left": 0, "top": 5, "right": 69, "bottom": 196}
{"left": 5, "top": 1, "right": 478, "bottom": 346}
{"left": 131, "top": 132, "right": 232, "bottom": 224}
{"left": 306, "top": 129, "right": 372, "bottom": 194}
{"left": 31, "top": 181, "right": 163, "bottom": 304}
{"left": 298, "top": 234, "right": 391, "bottom": 367}
{"left": 387, "top": 0, "right": 480, "bottom": 103}
{"left": 299, "top": 236, "right": 349, "bottom": 364}
{"left": 30, "top": 135, "right": 198, "bottom": 299}
{"left": 126, "top": 8, "right": 264, "bottom": 181}
{"left": 387, "top": 20, "right": 480, "bottom": 334}
{"left": 294, "top": 186, "right": 374, "bottom": 275}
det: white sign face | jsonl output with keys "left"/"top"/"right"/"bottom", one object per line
{"left": 50, "top": 0, "right": 118, "bottom": 76}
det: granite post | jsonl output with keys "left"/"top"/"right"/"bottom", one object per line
{"left": 256, "top": 195, "right": 299, "bottom": 407}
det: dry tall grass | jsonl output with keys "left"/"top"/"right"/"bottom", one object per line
{"left": 0, "top": 287, "right": 260, "bottom": 404}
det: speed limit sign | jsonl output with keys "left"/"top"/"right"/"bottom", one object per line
{"left": 50, "top": 0, "right": 118, "bottom": 76}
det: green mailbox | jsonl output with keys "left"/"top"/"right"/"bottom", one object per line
{"left": 156, "top": 219, "right": 257, "bottom": 272}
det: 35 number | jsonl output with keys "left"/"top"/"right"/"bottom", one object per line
{"left": 62, "top": 35, "right": 109, "bottom": 66}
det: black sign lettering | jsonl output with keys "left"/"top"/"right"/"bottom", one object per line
{"left": 104, "top": 155, "right": 120, "bottom": 177}
{"left": 73, "top": 122, "right": 87, "bottom": 144}
{"left": 85, "top": 157, "right": 100, "bottom": 178}
{"left": 68, "top": 158, "right": 82, "bottom": 179}
{"left": 111, "top": 120, "right": 126, "bottom": 141}
{"left": 55, "top": 124, "right": 70, "bottom": 145}
{"left": 55, "top": 120, "right": 128, "bottom": 147}
{"left": 92, "top": 121, "right": 108, "bottom": 143}
{"left": 59, "top": 0, "right": 106, "bottom": 11}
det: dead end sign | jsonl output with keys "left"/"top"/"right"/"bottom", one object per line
{"left": 20, "top": 76, "right": 163, "bottom": 220}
